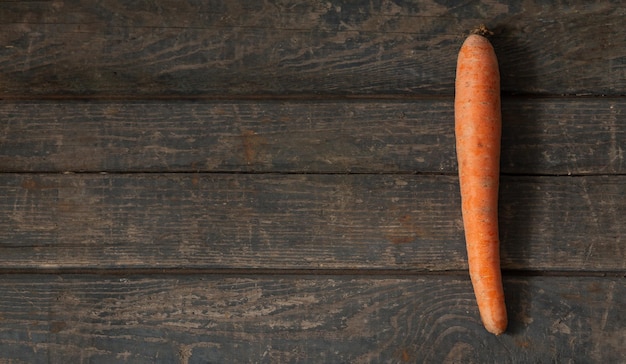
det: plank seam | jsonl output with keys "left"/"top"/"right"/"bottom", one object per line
{"left": 0, "top": 171, "right": 624, "bottom": 177}
{"left": 0, "top": 268, "right": 623, "bottom": 278}
{"left": 2, "top": 94, "right": 626, "bottom": 102}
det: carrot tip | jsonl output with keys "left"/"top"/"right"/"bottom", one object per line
{"left": 483, "top": 319, "right": 507, "bottom": 335}
{"left": 470, "top": 24, "right": 494, "bottom": 37}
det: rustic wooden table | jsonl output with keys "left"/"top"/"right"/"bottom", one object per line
{"left": 1, "top": 1, "right": 624, "bottom": 362}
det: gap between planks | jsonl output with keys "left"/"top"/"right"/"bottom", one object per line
{"left": 0, "top": 171, "right": 623, "bottom": 178}
{"left": 0, "top": 268, "right": 623, "bottom": 278}
{"left": 2, "top": 93, "right": 626, "bottom": 102}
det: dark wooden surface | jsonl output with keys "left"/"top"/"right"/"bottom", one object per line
{"left": 1, "top": 0, "right": 624, "bottom": 363}
{"left": 0, "top": 174, "right": 624, "bottom": 272}
{"left": 1, "top": 0, "right": 625, "bottom": 96}
{"left": 0, "top": 275, "right": 624, "bottom": 363}
{"left": 1, "top": 98, "right": 624, "bottom": 175}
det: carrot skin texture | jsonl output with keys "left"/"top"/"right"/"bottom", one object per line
{"left": 455, "top": 33, "right": 507, "bottom": 335}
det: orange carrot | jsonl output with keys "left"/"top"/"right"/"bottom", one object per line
{"left": 454, "top": 26, "right": 507, "bottom": 335}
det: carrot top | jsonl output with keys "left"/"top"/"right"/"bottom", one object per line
{"left": 470, "top": 24, "right": 494, "bottom": 37}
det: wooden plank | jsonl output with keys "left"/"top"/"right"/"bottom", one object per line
{"left": 1, "top": 0, "right": 625, "bottom": 96}
{"left": 0, "top": 274, "right": 623, "bottom": 362}
{"left": 1, "top": 98, "right": 624, "bottom": 174}
{"left": 0, "top": 174, "right": 623, "bottom": 271}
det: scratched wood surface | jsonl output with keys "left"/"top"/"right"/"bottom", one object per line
{"left": 0, "top": 98, "right": 624, "bottom": 175}
{"left": 0, "top": 0, "right": 625, "bottom": 363}
{"left": 0, "top": 275, "right": 624, "bottom": 363}
{"left": 1, "top": 0, "right": 625, "bottom": 96}
{"left": 0, "top": 174, "right": 623, "bottom": 271}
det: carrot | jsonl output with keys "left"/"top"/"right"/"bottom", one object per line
{"left": 454, "top": 26, "right": 507, "bottom": 335}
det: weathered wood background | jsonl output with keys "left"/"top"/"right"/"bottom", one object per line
{"left": 1, "top": 0, "right": 624, "bottom": 363}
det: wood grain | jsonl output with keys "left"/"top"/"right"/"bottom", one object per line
{"left": 0, "top": 174, "right": 623, "bottom": 271}
{"left": 1, "top": 1, "right": 625, "bottom": 362}
{"left": 1, "top": 0, "right": 625, "bottom": 96}
{"left": 1, "top": 98, "right": 624, "bottom": 174}
{"left": 0, "top": 274, "right": 623, "bottom": 363}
